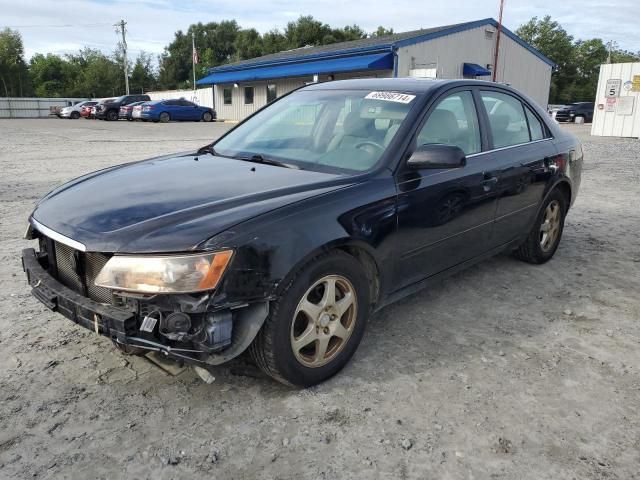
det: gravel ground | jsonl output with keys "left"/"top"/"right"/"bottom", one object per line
{"left": 0, "top": 119, "right": 638, "bottom": 480}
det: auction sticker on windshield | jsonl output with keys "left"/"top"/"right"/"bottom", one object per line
{"left": 365, "top": 91, "right": 416, "bottom": 103}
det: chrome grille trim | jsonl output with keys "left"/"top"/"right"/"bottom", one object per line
{"left": 31, "top": 218, "right": 86, "bottom": 252}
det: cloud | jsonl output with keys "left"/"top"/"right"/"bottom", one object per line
{"left": 2, "top": 0, "right": 638, "bottom": 61}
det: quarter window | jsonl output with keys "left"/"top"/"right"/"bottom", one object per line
{"left": 481, "top": 91, "right": 530, "bottom": 148}
{"left": 525, "top": 106, "right": 545, "bottom": 141}
{"left": 244, "top": 86, "right": 254, "bottom": 105}
{"left": 223, "top": 88, "right": 232, "bottom": 105}
{"left": 267, "top": 84, "right": 277, "bottom": 103}
{"left": 416, "top": 91, "right": 481, "bottom": 155}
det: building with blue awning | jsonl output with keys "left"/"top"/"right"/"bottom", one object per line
{"left": 198, "top": 18, "right": 554, "bottom": 121}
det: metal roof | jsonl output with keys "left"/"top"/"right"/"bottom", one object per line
{"left": 206, "top": 18, "right": 555, "bottom": 76}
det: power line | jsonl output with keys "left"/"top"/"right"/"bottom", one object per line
{"left": 2, "top": 23, "right": 113, "bottom": 28}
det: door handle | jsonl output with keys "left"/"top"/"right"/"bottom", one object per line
{"left": 482, "top": 172, "right": 498, "bottom": 184}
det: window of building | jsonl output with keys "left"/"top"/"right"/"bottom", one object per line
{"left": 223, "top": 88, "right": 232, "bottom": 105}
{"left": 480, "top": 91, "right": 531, "bottom": 148}
{"left": 267, "top": 84, "right": 277, "bottom": 103}
{"left": 417, "top": 90, "right": 481, "bottom": 155}
{"left": 244, "top": 86, "right": 254, "bottom": 105}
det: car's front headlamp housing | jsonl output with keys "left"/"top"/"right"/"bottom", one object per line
{"left": 94, "top": 250, "right": 233, "bottom": 294}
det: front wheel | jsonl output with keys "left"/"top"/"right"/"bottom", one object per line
{"left": 249, "top": 251, "right": 371, "bottom": 387}
{"left": 202, "top": 111, "right": 213, "bottom": 122}
{"left": 106, "top": 109, "right": 118, "bottom": 121}
{"left": 70, "top": 111, "right": 80, "bottom": 119}
{"left": 513, "top": 189, "right": 567, "bottom": 264}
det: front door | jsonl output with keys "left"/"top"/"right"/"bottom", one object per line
{"left": 393, "top": 89, "right": 499, "bottom": 290}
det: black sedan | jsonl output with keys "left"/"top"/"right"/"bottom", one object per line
{"left": 22, "top": 79, "right": 582, "bottom": 387}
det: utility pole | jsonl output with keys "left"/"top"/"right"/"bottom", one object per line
{"left": 192, "top": 32, "right": 197, "bottom": 91}
{"left": 115, "top": 19, "right": 130, "bottom": 94}
{"left": 492, "top": 0, "right": 505, "bottom": 82}
{"left": 606, "top": 41, "right": 613, "bottom": 64}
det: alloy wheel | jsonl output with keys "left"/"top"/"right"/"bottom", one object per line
{"left": 539, "top": 200, "right": 561, "bottom": 252}
{"left": 290, "top": 275, "right": 357, "bottom": 368}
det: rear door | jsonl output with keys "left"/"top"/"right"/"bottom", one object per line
{"left": 477, "top": 89, "right": 557, "bottom": 245}
{"left": 393, "top": 88, "right": 500, "bottom": 289}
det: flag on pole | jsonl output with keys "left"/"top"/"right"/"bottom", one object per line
{"left": 193, "top": 47, "right": 199, "bottom": 65}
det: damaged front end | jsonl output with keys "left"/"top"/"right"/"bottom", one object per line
{"left": 22, "top": 227, "right": 269, "bottom": 370}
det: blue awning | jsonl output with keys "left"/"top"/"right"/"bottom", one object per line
{"left": 197, "top": 52, "right": 394, "bottom": 85}
{"left": 463, "top": 62, "right": 491, "bottom": 76}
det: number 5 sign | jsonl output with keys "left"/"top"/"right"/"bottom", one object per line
{"left": 606, "top": 79, "right": 622, "bottom": 97}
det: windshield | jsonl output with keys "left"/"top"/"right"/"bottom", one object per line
{"left": 213, "top": 89, "right": 418, "bottom": 173}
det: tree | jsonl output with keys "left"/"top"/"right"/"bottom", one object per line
{"left": 129, "top": 52, "right": 157, "bottom": 93}
{"left": 0, "top": 28, "right": 30, "bottom": 97}
{"left": 371, "top": 26, "right": 394, "bottom": 37}
{"left": 516, "top": 16, "right": 576, "bottom": 103}
{"left": 29, "top": 53, "right": 77, "bottom": 97}
{"left": 234, "top": 29, "right": 263, "bottom": 61}
{"left": 285, "top": 16, "right": 332, "bottom": 48}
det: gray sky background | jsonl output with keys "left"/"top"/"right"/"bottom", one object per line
{"left": 2, "top": 0, "right": 638, "bottom": 60}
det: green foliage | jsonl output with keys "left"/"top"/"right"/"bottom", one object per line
{"left": 0, "top": 28, "right": 31, "bottom": 96}
{"left": 516, "top": 16, "right": 640, "bottom": 103}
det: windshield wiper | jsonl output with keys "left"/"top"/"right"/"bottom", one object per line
{"left": 235, "top": 154, "right": 299, "bottom": 169}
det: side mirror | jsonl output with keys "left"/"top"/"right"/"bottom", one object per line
{"left": 407, "top": 144, "right": 466, "bottom": 169}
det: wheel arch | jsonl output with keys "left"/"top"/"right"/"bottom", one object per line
{"left": 275, "top": 238, "right": 382, "bottom": 309}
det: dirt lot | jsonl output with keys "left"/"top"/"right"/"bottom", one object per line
{"left": 0, "top": 119, "right": 638, "bottom": 479}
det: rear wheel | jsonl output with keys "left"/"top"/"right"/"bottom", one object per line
{"left": 513, "top": 189, "right": 566, "bottom": 264}
{"left": 250, "top": 251, "right": 370, "bottom": 387}
{"left": 202, "top": 111, "right": 213, "bottom": 122}
{"left": 159, "top": 112, "right": 170, "bottom": 123}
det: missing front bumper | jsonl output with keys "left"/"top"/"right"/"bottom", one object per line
{"left": 21, "top": 248, "right": 269, "bottom": 368}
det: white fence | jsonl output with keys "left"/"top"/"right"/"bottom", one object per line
{"left": 147, "top": 88, "right": 214, "bottom": 109}
{"left": 0, "top": 97, "right": 88, "bottom": 118}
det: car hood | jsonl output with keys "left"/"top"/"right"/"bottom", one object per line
{"left": 31, "top": 152, "right": 352, "bottom": 253}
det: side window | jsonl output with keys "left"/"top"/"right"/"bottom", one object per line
{"left": 244, "top": 86, "right": 254, "bottom": 105}
{"left": 223, "top": 88, "right": 232, "bottom": 105}
{"left": 481, "top": 91, "right": 530, "bottom": 148}
{"left": 416, "top": 91, "right": 481, "bottom": 155}
{"left": 525, "top": 106, "right": 544, "bottom": 141}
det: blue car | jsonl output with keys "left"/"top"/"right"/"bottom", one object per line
{"left": 140, "top": 99, "right": 216, "bottom": 123}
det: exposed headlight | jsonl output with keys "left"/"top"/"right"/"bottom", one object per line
{"left": 94, "top": 250, "right": 233, "bottom": 293}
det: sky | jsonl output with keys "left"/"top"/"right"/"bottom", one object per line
{"left": 2, "top": 0, "right": 639, "bottom": 61}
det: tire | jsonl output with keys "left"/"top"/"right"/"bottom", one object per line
{"left": 70, "top": 111, "right": 80, "bottom": 119}
{"left": 513, "top": 189, "right": 567, "bottom": 264}
{"left": 159, "top": 112, "right": 170, "bottom": 123}
{"left": 202, "top": 111, "right": 213, "bottom": 122}
{"left": 106, "top": 109, "right": 118, "bottom": 121}
{"left": 249, "top": 251, "right": 371, "bottom": 387}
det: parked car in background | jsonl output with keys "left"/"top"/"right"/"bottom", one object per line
{"left": 554, "top": 102, "right": 594, "bottom": 123}
{"left": 96, "top": 94, "right": 151, "bottom": 121}
{"left": 59, "top": 101, "right": 98, "bottom": 119}
{"left": 22, "top": 78, "right": 582, "bottom": 387}
{"left": 119, "top": 101, "right": 147, "bottom": 121}
{"left": 88, "top": 99, "right": 114, "bottom": 119}
{"left": 80, "top": 104, "right": 95, "bottom": 118}
{"left": 131, "top": 103, "right": 145, "bottom": 120}
{"left": 139, "top": 99, "right": 216, "bottom": 123}
{"left": 546, "top": 104, "right": 567, "bottom": 121}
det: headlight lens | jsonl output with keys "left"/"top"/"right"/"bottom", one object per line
{"left": 94, "top": 250, "right": 233, "bottom": 293}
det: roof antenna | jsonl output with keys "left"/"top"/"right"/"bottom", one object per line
{"left": 492, "top": 0, "right": 505, "bottom": 82}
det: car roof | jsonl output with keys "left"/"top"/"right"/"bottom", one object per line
{"left": 300, "top": 78, "right": 519, "bottom": 95}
